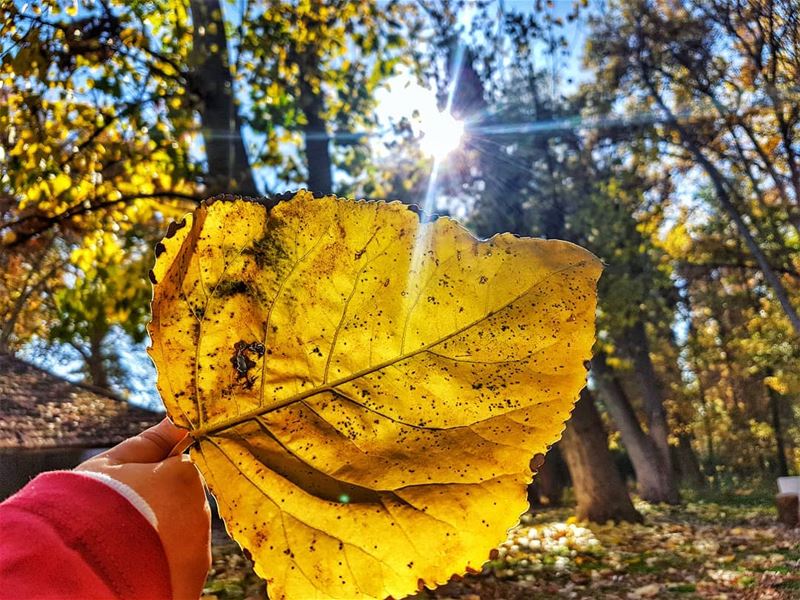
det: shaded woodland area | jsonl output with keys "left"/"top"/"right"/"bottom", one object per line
{"left": 1, "top": 0, "right": 799, "bottom": 596}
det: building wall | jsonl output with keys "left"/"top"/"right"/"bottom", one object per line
{"left": 0, "top": 448, "right": 104, "bottom": 499}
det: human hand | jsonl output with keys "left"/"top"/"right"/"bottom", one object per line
{"left": 76, "top": 419, "right": 211, "bottom": 600}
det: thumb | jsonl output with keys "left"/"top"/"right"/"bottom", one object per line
{"left": 102, "top": 418, "right": 189, "bottom": 464}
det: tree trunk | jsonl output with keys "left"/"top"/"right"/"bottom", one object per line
{"left": 301, "top": 103, "right": 333, "bottom": 195}
{"left": 768, "top": 384, "right": 790, "bottom": 477}
{"left": 592, "top": 354, "right": 680, "bottom": 503}
{"left": 189, "top": 0, "right": 257, "bottom": 196}
{"left": 528, "top": 445, "right": 567, "bottom": 507}
{"left": 86, "top": 330, "right": 110, "bottom": 391}
{"left": 623, "top": 323, "right": 672, "bottom": 460}
{"left": 673, "top": 433, "right": 706, "bottom": 490}
{"left": 691, "top": 344, "right": 716, "bottom": 480}
{"left": 618, "top": 321, "right": 680, "bottom": 504}
{"left": 560, "top": 390, "right": 642, "bottom": 523}
{"left": 298, "top": 52, "right": 333, "bottom": 195}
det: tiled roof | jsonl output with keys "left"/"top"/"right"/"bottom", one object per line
{"left": 0, "top": 354, "right": 163, "bottom": 449}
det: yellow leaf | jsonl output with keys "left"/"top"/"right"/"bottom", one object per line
{"left": 148, "top": 192, "right": 601, "bottom": 600}
{"left": 51, "top": 173, "right": 71, "bottom": 196}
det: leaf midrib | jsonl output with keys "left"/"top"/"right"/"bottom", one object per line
{"left": 191, "top": 259, "right": 587, "bottom": 439}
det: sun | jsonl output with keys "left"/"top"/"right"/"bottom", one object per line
{"left": 372, "top": 73, "right": 465, "bottom": 160}
{"left": 418, "top": 110, "right": 464, "bottom": 159}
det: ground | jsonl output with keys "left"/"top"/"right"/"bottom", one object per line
{"left": 202, "top": 490, "right": 800, "bottom": 600}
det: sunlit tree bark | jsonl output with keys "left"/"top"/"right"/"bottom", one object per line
{"left": 561, "top": 390, "right": 643, "bottom": 523}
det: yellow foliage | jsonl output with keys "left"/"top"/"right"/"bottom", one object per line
{"left": 663, "top": 221, "right": 692, "bottom": 257}
{"left": 51, "top": 173, "right": 72, "bottom": 197}
{"left": 148, "top": 193, "right": 601, "bottom": 600}
{"left": 765, "top": 373, "right": 800, "bottom": 396}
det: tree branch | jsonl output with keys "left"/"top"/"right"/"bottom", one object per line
{"left": 2, "top": 192, "right": 203, "bottom": 247}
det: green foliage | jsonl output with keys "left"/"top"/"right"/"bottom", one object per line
{"left": 0, "top": 0, "right": 416, "bottom": 386}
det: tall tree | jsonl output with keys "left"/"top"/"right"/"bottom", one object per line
{"left": 560, "top": 390, "right": 643, "bottom": 523}
{"left": 239, "top": 0, "right": 414, "bottom": 194}
{"left": 189, "top": 0, "right": 257, "bottom": 195}
{"left": 454, "top": 7, "right": 682, "bottom": 504}
{"left": 45, "top": 229, "right": 153, "bottom": 390}
{"left": 592, "top": 354, "right": 680, "bottom": 503}
{"left": 666, "top": 210, "right": 799, "bottom": 479}
{"left": 438, "top": 6, "right": 646, "bottom": 517}
{"left": 587, "top": 0, "right": 800, "bottom": 335}
{"left": 0, "top": 233, "right": 61, "bottom": 352}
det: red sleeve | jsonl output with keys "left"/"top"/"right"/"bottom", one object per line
{"left": 0, "top": 471, "right": 172, "bottom": 600}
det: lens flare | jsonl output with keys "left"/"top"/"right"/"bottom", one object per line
{"left": 418, "top": 111, "right": 464, "bottom": 159}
